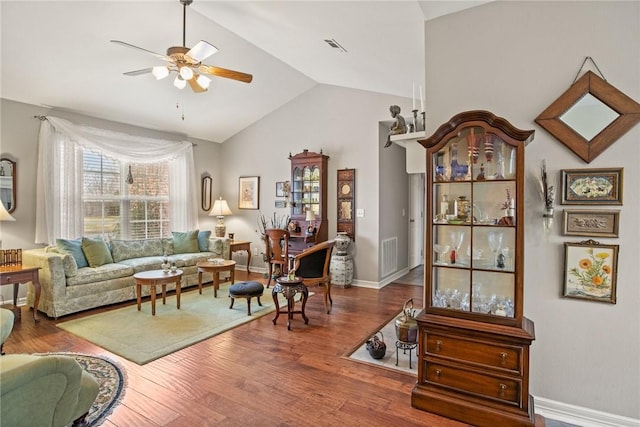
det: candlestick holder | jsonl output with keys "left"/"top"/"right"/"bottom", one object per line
{"left": 412, "top": 109, "right": 419, "bottom": 132}
{"left": 421, "top": 111, "right": 426, "bottom": 132}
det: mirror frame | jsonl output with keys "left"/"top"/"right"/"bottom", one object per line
{"left": 0, "top": 158, "right": 16, "bottom": 214}
{"left": 201, "top": 175, "right": 212, "bottom": 211}
{"left": 535, "top": 71, "right": 640, "bottom": 163}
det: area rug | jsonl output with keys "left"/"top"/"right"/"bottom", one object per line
{"left": 35, "top": 352, "right": 126, "bottom": 427}
{"left": 345, "top": 309, "right": 420, "bottom": 376}
{"left": 57, "top": 284, "right": 285, "bottom": 365}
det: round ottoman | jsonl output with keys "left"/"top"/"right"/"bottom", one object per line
{"left": 229, "top": 281, "right": 265, "bottom": 315}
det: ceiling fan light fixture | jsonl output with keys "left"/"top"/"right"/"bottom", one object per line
{"left": 179, "top": 66, "right": 194, "bottom": 80}
{"left": 196, "top": 74, "right": 211, "bottom": 89}
{"left": 152, "top": 66, "right": 169, "bottom": 80}
{"left": 174, "top": 75, "right": 187, "bottom": 89}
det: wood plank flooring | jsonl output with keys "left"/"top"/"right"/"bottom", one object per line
{"left": 3, "top": 268, "right": 469, "bottom": 426}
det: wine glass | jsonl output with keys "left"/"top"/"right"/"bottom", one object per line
{"left": 501, "top": 247, "right": 512, "bottom": 270}
{"left": 434, "top": 244, "right": 450, "bottom": 265}
{"left": 449, "top": 231, "right": 464, "bottom": 264}
{"left": 487, "top": 231, "right": 503, "bottom": 268}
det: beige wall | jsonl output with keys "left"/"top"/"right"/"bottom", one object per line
{"left": 425, "top": 1, "right": 640, "bottom": 419}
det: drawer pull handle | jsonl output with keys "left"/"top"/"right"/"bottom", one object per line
{"left": 499, "top": 383, "right": 507, "bottom": 397}
{"left": 499, "top": 352, "right": 508, "bottom": 365}
{"left": 435, "top": 369, "right": 441, "bottom": 378}
{"left": 435, "top": 340, "right": 442, "bottom": 351}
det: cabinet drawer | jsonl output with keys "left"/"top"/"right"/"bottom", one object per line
{"left": 0, "top": 271, "right": 33, "bottom": 285}
{"left": 426, "top": 333, "right": 521, "bottom": 373}
{"left": 425, "top": 362, "right": 521, "bottom": 405}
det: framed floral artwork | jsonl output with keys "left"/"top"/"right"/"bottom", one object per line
{"left": 238, "top": 176, "right": 259, "bottom": 210}
{"left": 563, "top": 239, "right": 618, "bottom": 303}
{"left": 560, "top": 168, "right": 623, "bottom": 205}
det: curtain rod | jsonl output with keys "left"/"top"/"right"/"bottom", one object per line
{"left": 32, "top": 115, "right": 197, "bottom": 146}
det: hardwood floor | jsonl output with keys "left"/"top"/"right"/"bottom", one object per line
{"left": 3, "top": 269, "right": 468, "bottom": 427}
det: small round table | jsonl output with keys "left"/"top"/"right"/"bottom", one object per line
{"left": 133, "top": 269, "right": 183, "bottom": 316}
{"left": 272, "top": 276, "right": 309, "bottom": 330}
{"left": 196, "top": 259, "right": 236, "bottom": 298}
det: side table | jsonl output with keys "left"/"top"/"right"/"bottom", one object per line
{"left": 133, "top": 269, "right": 183, "bottom": 316}
{"left": 272, "top": 276, "right": 308, "bottom": 330}
{"left": 229, "top": 240, "right": 251, "bottom": 273}
{"left": 0, "top": 265, "right": 41, "bottom": 322}
{"left": 197, "top": 260, "right": 236, "bottom": 297}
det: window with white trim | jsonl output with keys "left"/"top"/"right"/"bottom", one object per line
{"left": 83, "top": 151, "right": 170, "bottom": 240}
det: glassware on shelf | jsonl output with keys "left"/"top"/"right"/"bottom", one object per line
{"left": 501, "top": 247, "right": 512, "bottom": 270}
{"left": 487, "top": 231, "right": 503, "bottom": 268}
{"left": 448, "top": 231, "right": 464, "bottom": 265}
{"left": 484, "top": 134, "right": 495, "bottom": 163}
{"left": 434, "top": 244, "right": 450, "bottom": 265}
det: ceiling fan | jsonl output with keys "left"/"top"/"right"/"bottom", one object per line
{"left": 111, "top": 0, "right": 252, "bottom": 93}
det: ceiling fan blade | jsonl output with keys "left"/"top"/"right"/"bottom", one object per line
{"left": 199, "top": 65, "right": 253, "bottom": 84}
{"left": 187, "top": 77, "right": 208, "bottom": 93}
{"left": 186, "top": 40, "right": 218, "bottom": 62}
{"left": 110, "top": 40, "right": 172, "bottom": 61}
{"left": 123, "top": 68, "right": 153, "bottom": 76}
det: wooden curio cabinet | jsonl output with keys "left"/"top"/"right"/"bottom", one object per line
{"left": 411, "top": 111, "right": 542, "bottom": 426}
{"left": 289, "top": 149, "right": 329, "bottom": 254}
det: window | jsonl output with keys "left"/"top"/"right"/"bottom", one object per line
{"left": 83, "top": 151, "right": 170, "bottom": 240}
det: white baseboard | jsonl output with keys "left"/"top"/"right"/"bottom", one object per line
{"left": 534, "top": 396, "right": 640, "bottom": 427}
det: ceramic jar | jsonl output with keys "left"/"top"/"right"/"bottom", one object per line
{"left": 330, "top": 232, "right": 353, "bottom": 287}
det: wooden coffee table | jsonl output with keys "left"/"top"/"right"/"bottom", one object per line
{"left": 197, "top": 259, "right": 236, "bottom": 298}
{"left": 133, "top": 269, "right": 183, "bottom": 316}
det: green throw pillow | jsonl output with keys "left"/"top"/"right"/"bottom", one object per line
{"left": 198, "top": 230, "right": 212, "bottom": 252}
{"left": 81, "top": 237, "right": 114, "bottom": 267}
{"left": 172, "top": 230, "right": 199, "bottom": 254}
{"left": 56, "top": 238, "right": 89, "bottom": 268}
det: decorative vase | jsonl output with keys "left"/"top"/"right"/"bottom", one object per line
{"left": 456, "top": 196, "right": 470, "bottom": 221}
{"left": 330, "top": 232, "right": 353, "bottom": 287}
{"left": 543, "top": 206, "right": 554, "bottom": 235}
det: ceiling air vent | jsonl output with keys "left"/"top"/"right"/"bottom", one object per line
{"left": 324, "top": 38, "right": 347, "bottom": 53}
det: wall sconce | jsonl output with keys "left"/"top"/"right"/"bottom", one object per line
{"left": 209, "top": 197, "right": 233, "bottom": 237}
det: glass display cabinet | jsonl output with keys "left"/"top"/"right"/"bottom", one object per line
{"left": 289, "top": 149, "right": 329, "bottom": 254}
{"left": 411, "top": 111, "right": 542, "bottom": 426}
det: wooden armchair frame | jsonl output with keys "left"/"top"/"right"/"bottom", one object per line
{"left": 290, "top": 240, "right": 335, "bottom": 313}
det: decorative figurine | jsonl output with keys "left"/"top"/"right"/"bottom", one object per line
{"left": 497, "top": 252, "right": 506, "bottom": 269}
{"left": 384, "top": 105, "right": 407, "bottom": 147}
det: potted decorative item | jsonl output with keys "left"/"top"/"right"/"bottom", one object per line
{"left": 538, "top": 160, "right": 555, "bottom": 235}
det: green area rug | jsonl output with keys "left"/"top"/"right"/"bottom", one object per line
{"left": 57, "top": 284, "right": 278, "bottom": 365}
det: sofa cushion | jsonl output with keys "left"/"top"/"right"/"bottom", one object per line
{"left": 111, "top": 239, "right": 164, "bottom": 262}
{"left": 172, "top": 230, "right": 199, "bottom": 254}
{"left": 66, "top": 263, "right": 134, "bottom": 286}
{"left": 61, "top": 254, "right": 78, "bottom": 277}
{"left": 56, "top": 238, "right": 89, "bottom": 268}
{"left": 198, "top": 230, "right": 211, "bottom": 252}
{"left": 81, "top": 237, "right": 114, "bottom": 268}
{"left": 162, "top": 238, "right": 174, "bottom": 256}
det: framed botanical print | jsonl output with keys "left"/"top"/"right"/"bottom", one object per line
{"left": 337, "top": 168, "right": 355, "bottom": 240}
{"left": 238, "top": 176, "right": 260, "bottom": 209}
{"left": 562, "top": 209, "right": 620, "bottom": 237}
{"left": 563, "top": 239, "right": 618, "bottom": 304}
{"left": 561, "top": 168, "right": 623, "bottom": 205}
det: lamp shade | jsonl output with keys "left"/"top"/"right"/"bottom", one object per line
{"left": 305, "top": 209, "right": 316, "bottom": 222}
{"left": 0, "top": 202, "right": 15, "bottom": 221}
{"left": 209, "top": 198, "right": 232, "bottom": 217}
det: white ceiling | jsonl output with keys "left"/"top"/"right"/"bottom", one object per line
{"left": 1, "top": 1, "right": 486, "bottom": 143}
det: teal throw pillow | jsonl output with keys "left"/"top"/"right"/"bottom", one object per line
{"left": 81, "top": 237, "right": 114, "bottom": 268}
{"left": 198, "top": 230, "right": 212, "bottom": 252}
{"left": 172, "top": 230, "right": 199, "bottom": 254}
{"left": 56, "top": 238, "right": 89, "bottom": 268}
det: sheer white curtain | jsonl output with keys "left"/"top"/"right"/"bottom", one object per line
{"left": 35, "top": 117, "right": 199, "bottom": 244}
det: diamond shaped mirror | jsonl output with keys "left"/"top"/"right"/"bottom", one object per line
{"left": 535, "top": 71, "right": 640, "bottom": 163}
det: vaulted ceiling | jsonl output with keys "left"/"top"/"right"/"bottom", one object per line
{"left": 1, "top": 1, "right": 486, "bottom": 142}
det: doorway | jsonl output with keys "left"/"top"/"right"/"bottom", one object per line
{"left": 408, "top": 173, "right": 425, "bottom": 271}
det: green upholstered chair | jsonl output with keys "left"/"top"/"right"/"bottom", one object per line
{"left": 0, "top": 307, "right": 100, "bottom": 427}
{"left": 1, "top": 308, "right": 15, "bottom": 355}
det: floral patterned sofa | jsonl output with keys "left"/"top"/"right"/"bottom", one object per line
{"left": 23, "top": 235, "right": 230, "bottom": 318}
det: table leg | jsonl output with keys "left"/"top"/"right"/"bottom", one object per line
{"left": 198, "top": 270, "right": 203, "bottom": 294}
{"left": 150, "top": 284, "right": 157, "bottom": 316}
{"left": 11, "top": 283, "right": 21, "bottom": 320}
{"left": 176, "top": 278, "right": 181, "bottom": 309}
{"left": 230, "top": 267, "right": 235, "bottom": 285}
{"left": 161, "top": 284, "right": 167, "bottom": 305}
{"left": 136, "top": 283, "right": 142, "bottom": 311}
{"left": 286, "top": 295, "right": 294, "bottom": 331}
{"left": 246, "top": 249, "right": 251, "bottom": 273}
{"left": 272, "top": 288, "right": 280, "bottom": 324}
{"left": 300, "top": 285, "right": 309, "bottom": 325}
{"left": 213, "top": 272, "right": 219, "bottom": 298}
{"left": 31, "top": 275, "right": 41, "bottom": 322}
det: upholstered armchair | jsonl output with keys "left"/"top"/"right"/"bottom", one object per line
{"left": 0, "top": 310, "right": 100, "bottom": 427}
{"left": 1, "top": 308, "right": 15, "bottom": 355}
{"left": 290, "top": 240, "right": 335, "bottom": 313}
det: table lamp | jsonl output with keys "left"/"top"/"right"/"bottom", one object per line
{"left": 305, "top": 209, "right": 316, "bottom": 234}
{"left": 209, "top": 197, "right": 232, "bottom": 237}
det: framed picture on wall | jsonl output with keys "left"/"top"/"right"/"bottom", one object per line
{"left": 561, "top": 168, "right": 623, "bottom": 205}
{"left": 238, "top": 176, "right": 260, "bottom": 210}
{"left": 563, "top": 239, "right": 618, "bottom": 304}
{"left": 562, "top": 209, "right": 620, "bottom": 237}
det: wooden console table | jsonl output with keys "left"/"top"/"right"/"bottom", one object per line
{"left": 0, "top": 265, "right": 41, "bottom": 322}
{"left": 229, "top": 240, "right": 251, "bottom": 273}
